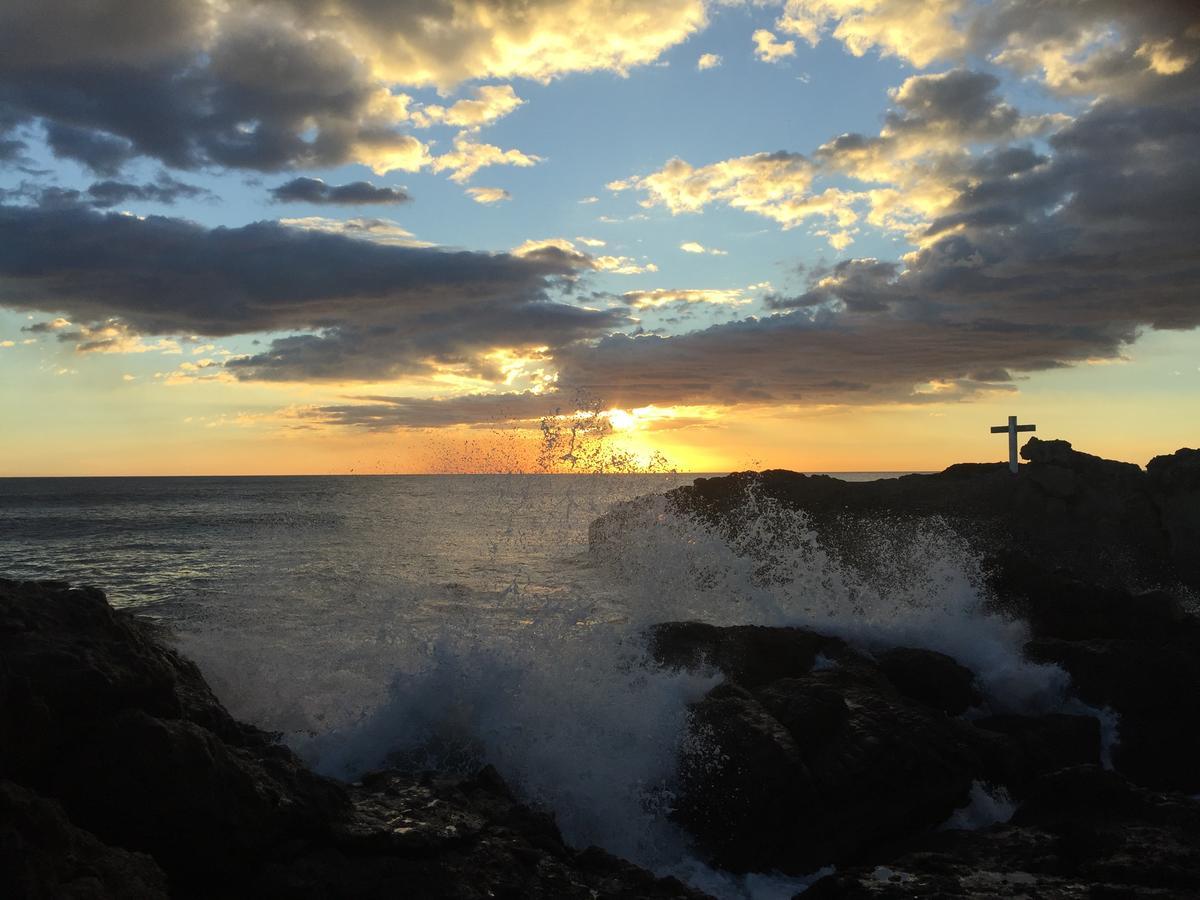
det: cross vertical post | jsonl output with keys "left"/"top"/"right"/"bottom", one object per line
{"left": 990, "top": 415, "right": 1036, "bottom": 474}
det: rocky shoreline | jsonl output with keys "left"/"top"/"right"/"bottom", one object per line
{"left": 594, "top": 438, "right": 1200, "bottom": 894}
{"left": 0, "top": 579, "right": 705, "bottom": 899}
{"left": 5, "top": 438, "right": 1200, "bottom": 898}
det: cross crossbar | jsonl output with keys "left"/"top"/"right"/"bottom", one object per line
{"left": 990, "top": 415, "right": 1036, "bottom": 474}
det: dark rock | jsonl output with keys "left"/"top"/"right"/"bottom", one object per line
{"left": 993, "top": 562, "right": 1191, "bottom": 641}
{"left": 805, "top": 766, "right": 1200, "bottom": 898}
{"left": 595, "top": 438, "right": 1200, "bottom": 589}
{"left": 973, "top": 715, "right": 1101, "bottom": 797}
{"left": 1147, "top": 448, "right": 1200, "bottom": 586}
{"left": 0, "top": 779, "right": 169, "bottom": 900}
{"left": 261, "top": 766, "right": 709, "bottom": 900}
{"left": 873, "top": 647, "right": 981, "bottom": 715}
{"left": 1026, "top": 636, "right": 1200, "bottom": 792}
{"left": 647, "top": 621, "right": 857, "bottom": 688}
{"left": 0, "top": 578, "right": 348, "bottom": 887}
{"left": 657, "top": 624, "right": 991, "bottom": 874}
{"left": 675, "top": 681, "right": 811, "bottom": 871}
{"left": 0, "top": 579, "right": 708, "bottom": 899}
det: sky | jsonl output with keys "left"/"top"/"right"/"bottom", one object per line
{"left": 0, "top": 0, "right": 1197, "bottom": 475}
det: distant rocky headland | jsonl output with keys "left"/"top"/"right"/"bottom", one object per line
{"left": 4, "top": 438, "right": 1200, "bottom": 898}
{"left": 593, "top": 437, "right": 1200, "bottom": 591}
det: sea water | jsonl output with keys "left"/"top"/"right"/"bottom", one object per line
{"left": 0, "top": 472, "right": 1087, "bottom": 898}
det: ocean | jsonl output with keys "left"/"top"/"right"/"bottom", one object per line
{"left": 0, "top": 473, "right": 1084, "bottom": 898}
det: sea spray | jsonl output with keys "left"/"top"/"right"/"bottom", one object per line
{"left": 590, "top": 484, "right": 1073, "bottom": 714}
{"left": 169, "top": 469, "right": 1106, "bottom": 899}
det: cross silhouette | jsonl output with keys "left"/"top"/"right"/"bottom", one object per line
{"left": 991, "top": 415, "right": 1036, "bottom": 473}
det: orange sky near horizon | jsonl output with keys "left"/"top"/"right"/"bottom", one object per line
{"left": 3, "top": 328, "right": 1195, "bottom": 477}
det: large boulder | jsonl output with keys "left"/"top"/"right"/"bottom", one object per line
{"left": 1025, "top": 634, "right": 1200, "bottom": 792}
{"left": 972, "top": 715, "right": 1101, "bottom": 797}
{"left": 1147, "top": 447, "right": 1200, "bottom": 586}
{"left": 873, "top": 647, "right": 980, "bottom": 715}
{"left": 647, "top": 622, "right": 1091, "bottom": 875}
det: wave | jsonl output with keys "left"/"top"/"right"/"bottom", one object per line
{"left": 174, "top": 478, "right": 1105, "bottom": 898}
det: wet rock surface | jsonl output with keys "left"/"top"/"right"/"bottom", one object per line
{"left": 651, "top": 618, "right": 1200, "bottom": 891}
{"left": 804, "top": 766, "right": 1200, "bottom": 898}
{"left": 648, "top": 622, "right": 1100, "bottom": 875}
{"left": 0, "top": 578, "right": 707, "bottom": 899}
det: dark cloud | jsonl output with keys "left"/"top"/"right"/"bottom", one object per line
{"left": 884, "top": 69, "right": 1019, "bottom": 139}
{"left": 0, "top": 139, "right": 26, "bottom": 164}
{"left": 0, "top": 0, "right": 696, "bottom": 177}
{"left": 307, "top": 391, "right": 562, "bottom": 429}
{"left": 0, "top": 202, "right": 624, "bottom": 381}
{"left": 43, "top": 122, "right": 137, "bottom": 176}
{"left": 85, "top": 175, "right": 212, "bottom": 208}
{"left": 765, "top": 260, "right": 902, "bottom": 313}
{"left": 1, "top": 175, "right": 212, "bottom": 209}
{"left": 968, "top": 0, "right": 1200, "bottom": 101}
{"left": 0, "top": 5, "right": 422, "bottom": 174}
{"left": 269, "top": 177, "right": 411, "bottom": 205}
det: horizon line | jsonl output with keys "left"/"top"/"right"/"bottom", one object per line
{"left": 0, "top": 469, "right": 938, "bottom": 479}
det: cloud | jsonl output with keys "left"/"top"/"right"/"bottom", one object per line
{"left": 578, "top": 196, "right": 600, "bottom": 204}
{"left": 512, "top": 238, "right": 657, "bottom": 275}
{"left": 411, "top": 85, "right": 525, "bottom": 129}
{"left": 432, "top": 135, "right": 542, "bottom": 183}
{"left": 0, "top": 0, "right": 705, "bottom": 174}
{"left": 305, "top": 65, "right": 1200, "bottom": 426}
{"left": 276, "top": 216, "right": 427, "bottom": 247}
{"left": 753, "top": 29, "right": 796, "bottom": 64}
{"left": 0, "top": 203, "right": 628, "bottom": 382}
{"left": 680, "top": 241, "right": 727, "bottom": 255}
{"left": 87, "top": 175, "right": 211, "bottom": 208}
{"left": 0, "top": 139, "right": 27, "bottom": 165}
{"left": 777, "top": 0, "right": 1200, "bottom": 99}
{"left": 697, "top": 53, "right": 723, "bottom": 70}
{"left": 615, "top": 67, "right": 1067, "bottom": 237}
{"left": 466, "top": 186, "right": 512, "bottom": 205}
{"left": 777, "top": 0, "right": 965, "bottom": 68}
{"left": 307, "top": 390, "right": 561, "bottom": 430}
{"left": 611, "top": 151, "right": 863, "bottom": 231}
{"left": 21, "top": 316, "right": 72, "bottom": 333}
{"left": 269, "top": 177, "right": 411, "bottom": 206}
{"left": 621, "top": 288, "right": 748, "bottom": 308}
{"left": 576, "top": 237, "right": 606, "bottom": 247}
{"left": 56, "top": 320, "right": 182, "bottom": 355}
{"left": 3, "top": 176, "right": 211, "bottom": 210}
{"left": 43, "top": 122, "right": 136, "bottom": 176}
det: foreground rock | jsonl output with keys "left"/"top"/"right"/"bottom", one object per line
{"left": 0, "top": 579, "right": 706, "bottom": 899}
{"left": 806, "top": 766, "right": 1200, "bottom": 898}
{"left": 647, "top": 623, "right": 1100, "bottom": 875}
{"left": 648, "top": 618, "right": 1200, "bottom": 883}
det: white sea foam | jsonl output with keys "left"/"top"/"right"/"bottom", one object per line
{"left": 590, "top": 487, "right": 1072, "bottom": 713}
